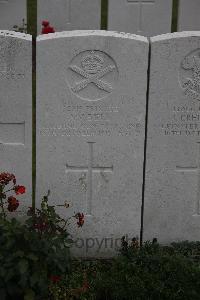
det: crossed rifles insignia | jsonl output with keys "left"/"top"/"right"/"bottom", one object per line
{"left": 70, "top": 51, "right": 116, "bottom": 93}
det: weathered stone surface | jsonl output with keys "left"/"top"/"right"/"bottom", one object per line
{"left": 37, "top": 0, "right": 101, "bottom": 34}
{"left": 178, "top": 0, "right": 200, "bottom": 31}
{"left": 0, "top": 31, "right": 32, "bottom": 210}
{"left": 0, "top": 0, "right": 26, "bottom": 31}
{"left": 108, "top": 0, "right": 172, "bottom": 37}
{"left": 37, "top": 31, "right": 148, "bottom": 257}
{"left": 144, "top": 32, "right": 200, "bottom": 243}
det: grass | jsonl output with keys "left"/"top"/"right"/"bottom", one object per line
{"left": 49, "top": 241, "right": 200, "bottom": 300}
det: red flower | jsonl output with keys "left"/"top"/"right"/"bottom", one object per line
{"left": 50, "top": 275, "right": 61, "bottom": 284}
{"left": 14, "top": 185, "right": 26, "bottom": 195}
{"left": 0, "top": 172, "right": 16, "bottom": 185}
{"left": 41, "top": 20, "right": 55, "bottom": 34}
{"left": 42, "top": 20, "right": 49, "bottom": 26}
{"left": 7, "top": 196, "right": 19, "bottom": 212}
{"left": 75, "top": 213, "right": 84, "bottom": 227}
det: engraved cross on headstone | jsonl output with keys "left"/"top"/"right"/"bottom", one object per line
{"left": 176, "top": 142, "right": 200, "bottom": 216}
{"left": 66, "top": 142, "right": 113, "bottom": 215}
{"left": 127, "top": 0, "right": 155, "bottom": 32}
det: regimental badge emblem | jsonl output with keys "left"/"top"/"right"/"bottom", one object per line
{"left": 180, "top": 49, "right": 200, "bottom": 101}
{"left": 67, "top": 50, "right": 118, "bottom": 101}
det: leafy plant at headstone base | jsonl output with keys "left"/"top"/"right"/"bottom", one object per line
{"left": 0, "top": 172, "right": 85, "bottom": 300}
{"left": 49, "top": 267, "right": 91, "bottom": 300}
{"left": 87, "top": 239, "right": 200, "bottom": 300}
{"left": 56, "top": 238, "right": 200, "bottom": 300}
{"left": 170, "top": 241, "right": 200, "bottom": 263}
{"left": 12, "top": 18, "right": 27, "bottom": 33}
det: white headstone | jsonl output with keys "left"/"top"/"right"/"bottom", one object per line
{"left": 144, "top": 32, "right": 200, "bottom": 243}
{"left": 108, "top": 0, "right": 172, "bottom": 37}
{"left": 37, "top": 0, "right": 101, "bottom": 34}
{"left": 0, "top": 31, "right": 32, "bottom": 208}
{"left": 0, "top": 0, "right": 27, "bottom": 31}
{"left": 178, "top": 0, "right": 200, "bottom": 31}
{"left": 36, "top": 31, "right": 148, "bottom": 257}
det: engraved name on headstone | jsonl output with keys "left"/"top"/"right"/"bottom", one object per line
{"left": 144, "top": 32, "right": 200, "bottom": 244}
{"left": 37, "top": 31, "right": 148, "bottom": 257}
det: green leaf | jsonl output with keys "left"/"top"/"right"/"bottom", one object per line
{"left": 24, "top": 289, "right": 35, "bottom": 300}
{"left": 30, "top": 272, "right": 39, "bottom": 287}
{"left": 27, "top": 253, "right": 38, "bottom": 261}
{"left": 15, "top": 250, "right": 24, "bottom": 257}
{"left": 18, "top": 259, "right": 29, "bottom": 274}
{"left": 0, "top": 289, "right": 6, "bottom": 300}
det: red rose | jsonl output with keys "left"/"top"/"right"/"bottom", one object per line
{"left": 7, "top": 196, "right": 19, "bottom": 212}
{"left": 0, "top": 172, "right": 16, "bottom": 185}
{"left": 14, "top": 185, "right": 26, "bottom": 195}
{"left": 42, "top": 26, "right": 55, "bottom": 34}
{"left": 75, "top": 213, "right": 84, "bottom": 227}
{"left": 41, "top": 20, "right": 55, "bottom": 34}
{"left": 42, "top": 20, "right": 49, "bottom": 26}
{"left": 8, "top": 196, "right": 18, "bottom": 205}
{"left": 77, "top": 218, "right": 84, "bottom": 227}
{"left": 50, "top": 275, "right": 61, "bottom": 283}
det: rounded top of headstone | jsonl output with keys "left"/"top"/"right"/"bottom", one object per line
{"left": 37, "top": 30, "right": 148, "bottom": 43}
{"left": 0, "top": 30, "right": 32, "bottom": 41}
{"left": 151, "top": 31, "right": 200, "bottom": 43}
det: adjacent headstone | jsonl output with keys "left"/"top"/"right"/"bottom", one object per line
{"left": 0, "top": 0, "right": 27, "bottom": 31}
{"left": 37, "top": 31, "right": 148, "bottom": 257}
{"left": 178, "top": 0, "right": 200, "bottom": 31}
{"left": 108, "top": 0, "right": 173, "bottom": 37}
{"left": 144, "top": 32, "right": 200, "bottom": 243}
{"left": 37, "top": 0, "right": 101, "bottom": 34}
{"left": 0, "top": 31, "right": 32, "bottom": 209}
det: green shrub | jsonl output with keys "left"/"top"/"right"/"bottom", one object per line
{"left": 1, "top": 172, "right": 200, "bottom": 300}
{"left": 63, "top": 241, "right": 200, "bottom": 300}
{"left": 0, "top": 173, "right": 83, "bottom": 300}
{"left": 0, "top": 200, "right": 72, "bottom": 300}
